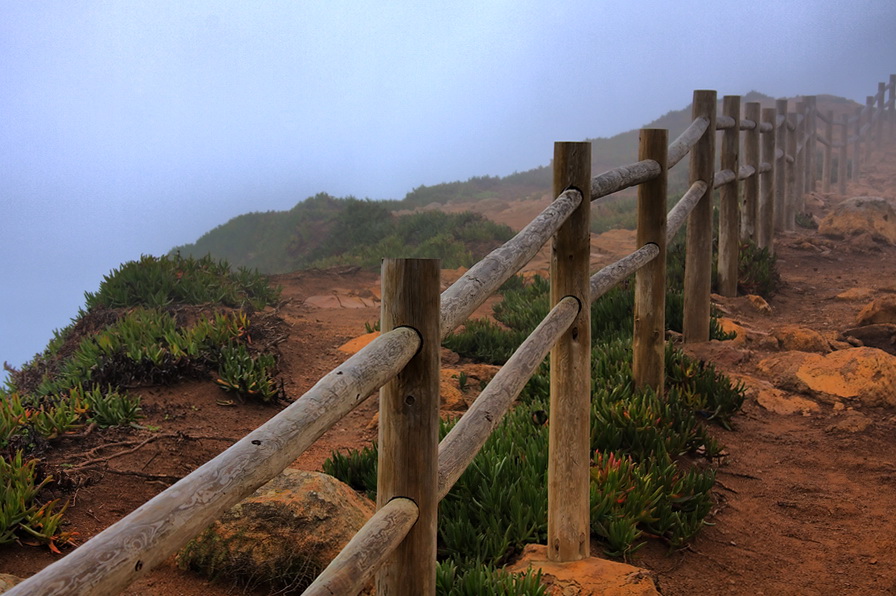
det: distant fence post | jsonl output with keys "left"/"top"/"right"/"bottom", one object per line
{"left": 839, "top": 113, "right": 849, "bottom": 195}
{"left": 794, "top": 101, "right": 806, "bottom": 219}
{"left": 889, "top": 74, "right": 896, "bottom": 142}
{"left": 683, "top": 90, "right": 716, "bottom": 343}
{"left": 759, "top": 107, "right": 776, "bottom": 252}
{"left": 376, "top": 258, "right": 440, "bottom": 596}
{"left": 743, "top": 101, "right": 761, "bottom": 243}
{"left": 806, "top": 96, "right": 818, "bottom": 193}
{"left": 854, "top": 106, "right": 863, "bottom": 177}
{"left": 866, "top": 96, "right": 875, "bottom": 161}
{"left": 548, "top": 141, "right": 591, "bottom": 562}
{"left": 822, "top": 109, "right": 833, "bottom": 193}
{"left": 877, "top": 82, "right": 886, "bottom": 148}
{"left": 718, "top": 95, "right": 740, "bottom": 297}
{"left": 774, "top": 99, "right": 788, "bottom": 231}
{"left": 785, "top": 109, "right": 797, "bottom": 230}
{"left": 633, "top": 129, "right": 667, "bottom": 394}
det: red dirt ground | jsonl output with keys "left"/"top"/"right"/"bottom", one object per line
{"left": 3, "top": 143, "right": 896, "bottom": 595}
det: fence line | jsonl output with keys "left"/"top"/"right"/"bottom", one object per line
{"left": 8, "top": 74, "right": 894, "bottom": 596}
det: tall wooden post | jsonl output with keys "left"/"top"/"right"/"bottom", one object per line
{"left": 376, "top": 258, "right": 440, "bottom": 596}
{"left": 774, "top": 99, "right": 788, "bottom": 231}
{"left": 877, "top": 82, "right": 886, "bottom": 148}
{"left": 759, "top": 107, "right": 776, "bottom": 252}
{"left": 794, "top": 102, "right": 806, "bottom": 218}
{"left": 684, "top": 90, "right": 716, "bottom": 343}
{"left": 718, "top": 95, "right": 740, "bottom": 297}
{"left": 548, "top": 141, "right": 591, "bottom": 562}
{"left": 786, "top": 111, "right": 797, "bottom": 230}
{"left": 889, "top": 74, "right": 896, "bottom": 142}
{"left": 839, "top": 113, "right": 849, "bottom": 195}
{"left": 743, "top": 101, "right": 761, "bottom": 243}
{"left": 822, "top": 110, "right": 833, "bottom": 193}
{"left": 806, "top": 96, "right": 818, "bottom": 193}
{"left": 633, "top": 129, "right": 667, "bottom": 395}
{"left": 854, "top": 106, "right": 863, "bottom": 177}
{"left": 866, "top": 96, "right": 875, "bottom": 161}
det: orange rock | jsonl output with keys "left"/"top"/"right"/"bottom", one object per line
{"left": 746, "top": 294, "right": 772, "bottom": 314}
{"left": 855, "top": 296, "right": 896, "bottom": 326}
{"left": 771, "top": 325, "right": 830, "bottom": 353}
{"left": 505, "top": 544, "right": 658, "bottom": 595}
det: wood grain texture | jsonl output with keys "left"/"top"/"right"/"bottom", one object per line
{"left": 743, "top": 102, "right": 761, "bottom": 242}
{"left": 591, "top": 159, "right": 661, "bottom": 200}
{"left": 633, "top": 129, "right": 667, "bottom": 394}
{"left": 683, "top": 90, "right": 717, "bottom": 343}
{"left": 376, "top": 259, "right": 441, "bottom": 596}
{"left": 774, "top": 99, "right": 789, "bottom": 231}
{"left": 548, "top": 141, "right": 591, "bottom": 562}
{"left": 717, "top": 96, "right": 740, "bottom": 298}
{"left": 759, "top": 107, "right": 777, "bottom": 252}
{"left": 667, "top": 116, "right": 710, "bottom": 168}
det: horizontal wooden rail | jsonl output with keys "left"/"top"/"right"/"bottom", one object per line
{"left": 740, "top": 118, "right": 757, "bottom": 131}
{"left": 758, "top": 161, "right": 772, "bottom": 174}
{"left": 667, "top": 116, "right": 710, "bottom": 168}
{"left": 440, "top": 189, "right": 581, "bottom": 339}
{"left": 667, "top": 180, "right": 707, "bottom": 239}
{"left": 716, "top": 115, "right": 736, "bottom": 129}
{"left": 713, "top": 169, "right": 737, "bottom": 187}
{"left": 437, "top": 296, "right": 579, "bottom": 499}
{"left": 591, "top": 159, "right": 661, "bottom": 200}
{"left": 589, "top": 243, "right": 659, "bottom": 300}
{"left": 6, "top": 327, "right": 421, "bottom": 596}
{"left": 759, "top": 121, "right": 773, "bottom": 133}
{"left": 738, "top": 164, "right": 756, "bottom": 180}
{"left": 304, "top": 497, "right": 418, "bottom": 596}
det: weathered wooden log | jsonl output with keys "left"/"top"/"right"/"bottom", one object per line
{"left": 304, "top": 497, "right": 418, "bottom": 596}
{"left": 440, "top": 189, "right": 580, "bottom": 338}
{"left": 591, "top": 159, "right": 661, "bottom": 200}
{"left": 633, "top": 129, "right": 667, "bottom": 393}
{"left": 376, "top": 258, "right": 441, "bottom": 596}
{"left": 743, "top": 102, "right": 761, "bottom": 243}
{"left": 786, "top": 111, "right": 797, "bottom": 230}
{"left": 877, "top": 82, "right": 886, "bottom": 148}
{"left": 759, "top": 107, "right": 777, "bottom": 252}
{"left": 718, "top": 96, "right": 740, "bottom": 298}
{"left": 683, "top": 90, "right": 716, "bottom": 343}
{"left": 548, "top": 141, "right": 591, "bottom": 562}
{"left": 822, "top": 109, "right": 833, "bottom": 193}
{"left": 774, "top": 99, "right": 788, "bottom": 231}
{"left": 5, "top": 328, "right": 420, "bottom": 596}
{"left": 716, "top": 115, "right": 736, "bottom": 129}
{"left": 667, "top": 181, "right": 708, "bottom": 240}
{"left": 806, "top": 96, "right": 817, "bottom": 193}
{"left": 437, "top": 296, "right": 579, "bottom": 499}
{"left": 839, "top": 113, "right": 849, "bottom": 194}
{"left": 668, "top": 116, "right": 710, "bottom": 168}
{"left": 590, "top": 244, "right": 660, "bottom": 300}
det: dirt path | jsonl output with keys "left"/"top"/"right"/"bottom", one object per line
{"left": 4, "top": 146, "right": 896, "bottom": 595}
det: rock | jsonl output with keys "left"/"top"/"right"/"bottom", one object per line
{"left": 746, "top": 294, "right": 771, "bottom": 314}
{"left": 505, "top": 544, "right": 659, "bottom": 595}
{"left": 818, "top": 196, "right": 896, "bottom": 245}
{"left": 716, "top": 318, "right": 747, "bottom": 346}
{"left": 770, "top": 325, "right": 830, "bottom": 353}
{"left": 835, "top": 287, "right": 875, "bottom": 301}
{"left": 841, "top": 324, "right": 896, "bottom": 354}
{"left": 0, "top": 575, "right": 22, "bottom": 594}
{"left": 757, "top": 347, "right": 896, "bottom": 407}
{"left": 177, "top": 469, "right": 375, "bottom": 593}
{"left": 826, "top": 410, "right": 873, "bottom": 433}
{"left": 855, "top": 296, "right": 896, "bottom": 326}
{"left": 732, "top": 375, "right": 820, "bottom": 416}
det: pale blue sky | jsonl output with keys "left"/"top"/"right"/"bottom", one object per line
{"left": 3, "top": 1, "right": 895, "bottom": 373}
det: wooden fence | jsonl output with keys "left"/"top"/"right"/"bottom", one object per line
{"left": 8, "top": 75, "right": 895, "bottom": 596}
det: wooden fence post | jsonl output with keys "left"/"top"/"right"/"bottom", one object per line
{"left": 786, "top": 110, "right": 797, "bottom": 230}
{"left": 633, "top": 129, "right": 667, "bottom": 395}
{"left": 877, "top": 82, "right": 886, "bottom": 148}
{"left": 794, "top": 101, "right": 806, "bottom": 219}
{"left": 839, "top": 113, "right": 849, "bottom": 195}
{"left": 759, "top": 107, "right": 776, "bottom": 252}
{"left": 854, "top": 106, "right": 863, "bottom": 177}
{"left": 866, "top": 96, "right": 875, "bottom": 160}
{"left": 683, "top": 90, "right": 716, "bottom": 343}
{"left": 548, "top": 141, "right": 592, "bottom": 562}
{"left": 376, "top": 258, "right": 440, "bottom": 596}
{"left": 743, "top": 101, "right": 761, "bottom": 243}
{"left": 822, "top": 109, "right": 833, "bottom": 193}
{"left": 889, "top": 74, "right": 896, "bottom": 142}
{"left": 806, "top": 96, "right": 818, "bottom": 193}
{"left": 775, "top": 99, "right": 788, "bottom": 231}
{"left": 718, "top": 95, "right": 740, "bottom": 297}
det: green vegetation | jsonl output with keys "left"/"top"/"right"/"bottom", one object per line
{"left": 172, "top": 194, "right": 514, "bottom": 273}
{"left": 1, "top": 253, "right": 282, "bottom": 550}
{"left": 323, "top": 248, "right": 745, "bottom": 590}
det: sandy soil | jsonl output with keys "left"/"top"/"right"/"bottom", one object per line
{"left": 3, "top": 143, "right": 896, "bottom": 595}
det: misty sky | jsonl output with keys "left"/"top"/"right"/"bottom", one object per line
{"left": 2, "top": 1, "right": 895, "bottom": 375}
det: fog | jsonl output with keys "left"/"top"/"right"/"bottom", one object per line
{"left": 2, "top": 1, "right": 895, "bottom": 375}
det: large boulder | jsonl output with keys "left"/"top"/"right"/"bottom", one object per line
{"left": 855, "top": 296, "right": 896, "bottom": 326}
{"left": 818, "top": 196, "right": 896, "bottom": 246}
{"left": 757, "top": 347, "right": 896, "bottom": 407}
{"left": 770, "top": 325, "right": 830, "bottom": 353}
{"left": 177, "top": 469, "right": 375, "bottom": 594}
